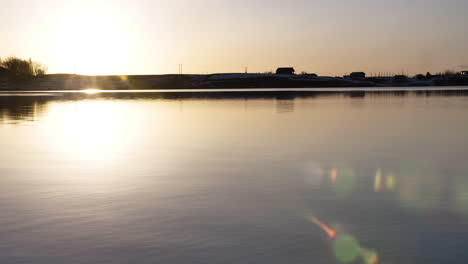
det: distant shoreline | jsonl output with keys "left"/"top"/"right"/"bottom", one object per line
{"left": 1, "top": 73, "right": 468, "bottom": 91}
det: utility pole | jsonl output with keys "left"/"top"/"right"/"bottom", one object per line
{"left": 178, "top": 64, "right": 183, "bottom": 75}
{"left": 244, "top": 67, "right": 248, "bottom": 74}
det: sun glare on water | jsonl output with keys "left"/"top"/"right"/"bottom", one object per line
{"left": 47, "top": 101, "right": 134, "bottom": 161}
{"left": 84, "top": 89, "right": 101, "bottom": 94}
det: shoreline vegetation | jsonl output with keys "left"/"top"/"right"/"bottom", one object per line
{"left": 1, "top": 57, "right": 468, "bottom": 90}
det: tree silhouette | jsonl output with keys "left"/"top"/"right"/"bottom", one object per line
{"left": 0, "top": 56, "right": 47, "bottom": 79}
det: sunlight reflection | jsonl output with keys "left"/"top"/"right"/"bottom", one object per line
{"left": 49, "top": 100, "right": 138, "bottom": 161}
{"left": 83, "top": 89, "right": 101, "bottom": 94}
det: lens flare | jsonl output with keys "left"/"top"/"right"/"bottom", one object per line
{"left": 309, "top": 216, "right": 380, "bottom": 264}
{"left": 374, "top": 169, "right": 383, "bottom": 192}
{"left": 360, "top": 248, "right": 380, "bottom": 264}
{"left": 309, "top": 216, "right": 337, "bottom": 239}
{"left": 334, "top": 235, "right": 360, "bottom": 263}
{"left": 333, "top": 167, "right": 356, "bottom": 195}
{"left": 330, "top": 168, "right": 337, "bottom": 183}
{"left": 386, "top": 173, "right": 396, "bottom": 191}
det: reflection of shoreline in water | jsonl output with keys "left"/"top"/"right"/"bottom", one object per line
{"left": 2, "top": 88, "right": 468, "bottom": 99}
{"left": 276, "top": 98, "right": 295, "bottom": 113}
{"left": 2, "top": 89, "right": 468, "bottom": 123}
{"left": 0, "top": 96, "right": 48, "bottom": 123}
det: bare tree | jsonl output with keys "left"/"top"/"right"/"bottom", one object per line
{"left": 0, "top": 56, "right": 47, "bottom": 79}
{"left": 32, "top": 61, "right": 47, "bottom": 76}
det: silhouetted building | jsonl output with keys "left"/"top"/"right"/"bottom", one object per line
{"left": 276, "top": 67, "right": 295, "bottom": 75}
{"left": 350, "top": 72, "right": 366, "bottom": 80}
{"left": 460, "top": 71, "right": 468, "bottom": 76}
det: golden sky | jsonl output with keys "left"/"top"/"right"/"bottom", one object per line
{"left": 1, "top": 0, "right": 468, "bottom": 75}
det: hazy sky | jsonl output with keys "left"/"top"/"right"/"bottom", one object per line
{"left": 1, "top": 0, "right": 468, "bottom": 75}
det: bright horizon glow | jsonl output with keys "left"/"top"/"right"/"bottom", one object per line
{"left": 51, "top": 8, "right": 132, "bottom": 75}
{"left": 1, "top": 0, "right": 468, "bottom": 76}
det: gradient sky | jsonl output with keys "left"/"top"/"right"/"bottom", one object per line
{"left": 1, "top": 0, "right": 468, "bottom": 75}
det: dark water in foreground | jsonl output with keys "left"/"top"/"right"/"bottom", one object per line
{"left": 1, "top": 89, "right": 468, "bottom": 264}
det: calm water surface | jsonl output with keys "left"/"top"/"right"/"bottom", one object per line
{"left": 1, "top": 90, "right": 468, "bottom": 264}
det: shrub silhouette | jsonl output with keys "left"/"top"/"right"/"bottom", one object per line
{"left": 0, "top": 57, "right": 47, "bottom": 79}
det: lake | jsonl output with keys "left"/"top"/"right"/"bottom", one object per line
{"left": 1, "top": 88, "right": 468, "bottom": 264}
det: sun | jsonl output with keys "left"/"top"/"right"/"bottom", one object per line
{"left": 51, "top": 6, "right": 131, "bottom": 75}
